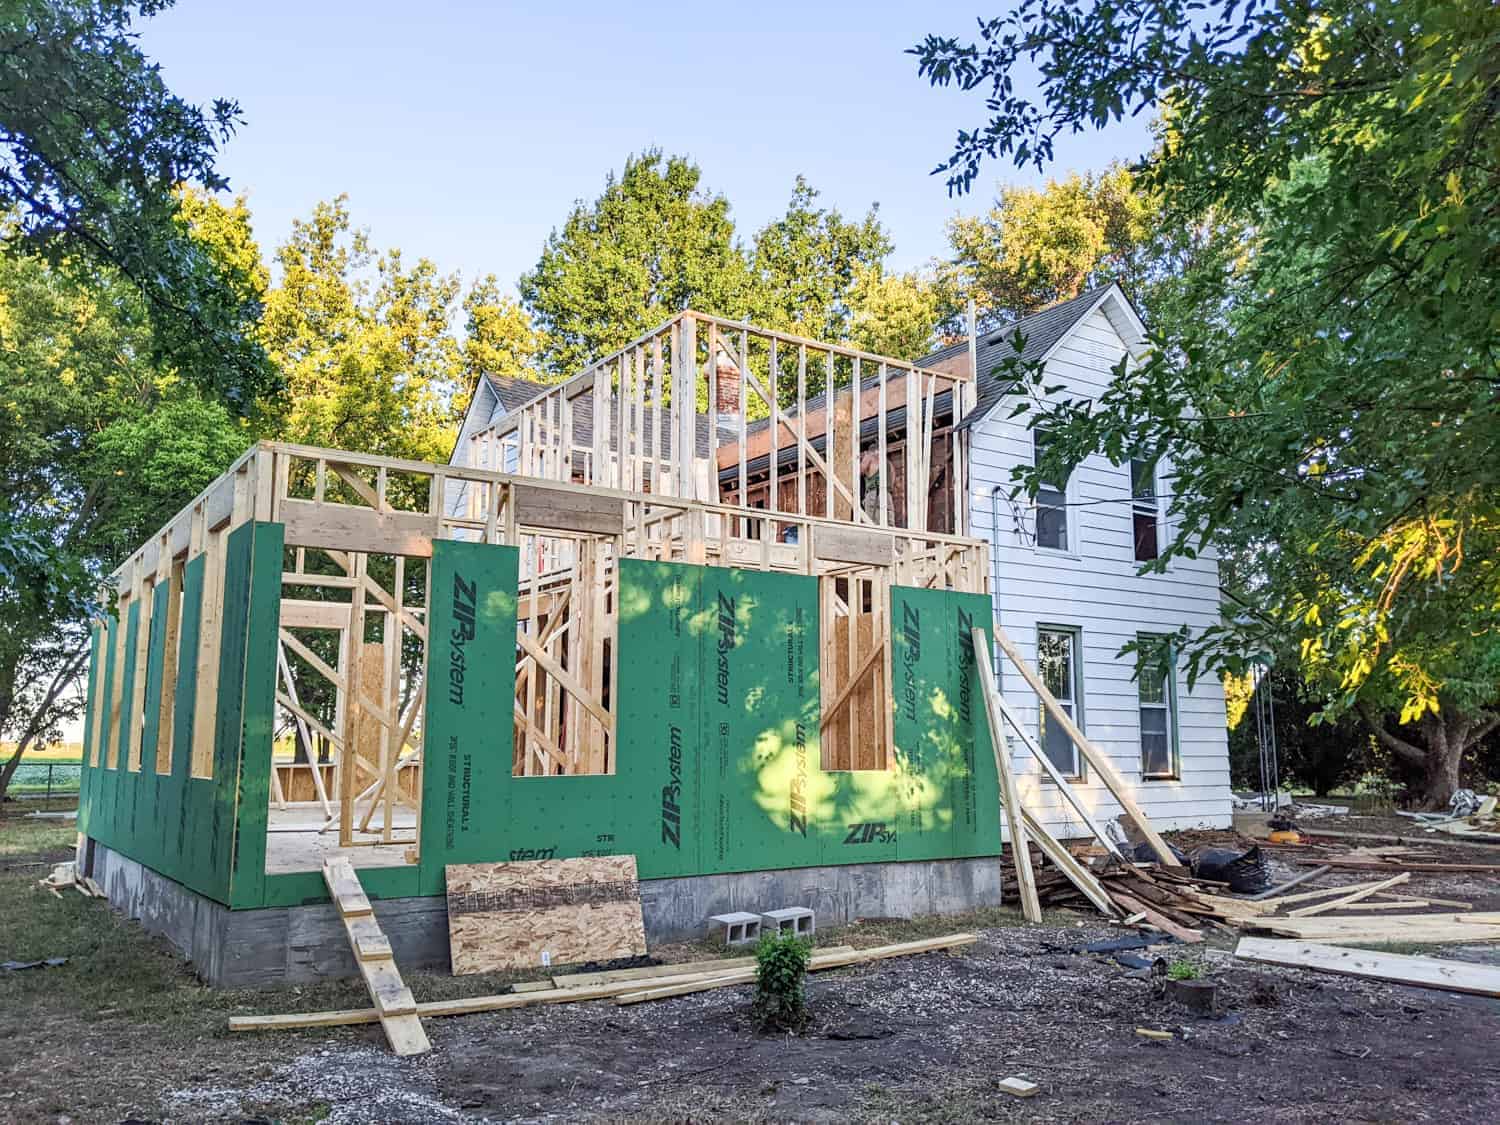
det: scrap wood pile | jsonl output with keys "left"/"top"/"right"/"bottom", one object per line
{"left": 35, "top": 861, "right": 104, "bottom": 900}
{"left": 1003, "top": 839, "right": 1500, "bottom": 946}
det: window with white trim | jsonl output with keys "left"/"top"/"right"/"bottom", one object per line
{"left": 1137, "top": 634, "right": 1178, "bottom": 779}
{"left": 1037, "top": 626, "right": 1083, "bottom": 778}
{"left": 1033, "top": 430, "right": 1069, "bottom": 551}
{"left": 1131, "top": 456, "right": 1159, "bottom": 562}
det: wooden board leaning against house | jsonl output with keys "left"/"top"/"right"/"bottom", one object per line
{"left": 446, "top": 855, "right": 648, "bottom": 974}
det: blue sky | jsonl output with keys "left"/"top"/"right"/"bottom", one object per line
{"left": 140, "top": 1, "right": 1153, "bottom": 293}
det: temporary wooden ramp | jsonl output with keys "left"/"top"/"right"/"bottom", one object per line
{"left": 322, "top": 857, "right": 430, "bottom": 1055}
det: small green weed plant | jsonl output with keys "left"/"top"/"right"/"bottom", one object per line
{"left": 751, "top": 931, "right": 811, "bottom": 1031}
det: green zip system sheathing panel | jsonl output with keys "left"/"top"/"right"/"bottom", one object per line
{"left": 78, "top": 521, "right": 284, "bottom": 907}
{"left": 82, "top": 531, "right": 1004, "bottom": 911}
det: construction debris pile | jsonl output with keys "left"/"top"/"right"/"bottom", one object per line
{"left": 1006, "top": 838, "right": 1500, "bottom": 947}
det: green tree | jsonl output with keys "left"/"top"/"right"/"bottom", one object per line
{"left": 916, "top": 0, "right": 1500, "bottom": 807}
{"left": 944, "top": 166, "right": 1158, "bottom": 324}
{"left": 847, "top": 264, "right": 946, "bottom": 361}
{"left": 0, "top": 0, "right": 274, "bottom": 404}
{"left": 519, "top": 150, "right": 754, "bottom": 376}
{"left": 259, "top": 195, "right": 462, "bottom": 462}
{"left": 460, "top": 274, "right": 547, "bottom": 388}
{"left": 0, "top": 243, "right": 248, "bottom": 801}
{"left": 748, "top": 176, "right": 892, "bottom": 342}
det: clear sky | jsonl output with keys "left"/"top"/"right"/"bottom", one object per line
{"left": 139, "top": 1, "right": 1153, "bottom": 294}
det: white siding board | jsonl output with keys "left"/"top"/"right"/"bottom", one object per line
{"left": 967, "top": 297, "right": 1232, "bottom": 838}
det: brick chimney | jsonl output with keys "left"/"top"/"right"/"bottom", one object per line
{"left": 715, "top": 353, "right": 742, "bottom": 419}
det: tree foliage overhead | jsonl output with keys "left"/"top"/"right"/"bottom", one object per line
{"left": 258, "top": 194, "right": 464, "bottom": 463}
{"left": 945, "top": 165, "right": 1157, "bottom": 323}
{"left": 519, "top": 150, "right": 754, "bottom": 376}
{"left": 0, "top": 240, "right": 247, "bottom": 794}
{"left": 916, "top": 0, "right": 1500, "bottom": 805}
{"left": 0, "top": 0, "right": 274, "bottom": 406}
{"left": 748, "top": 175, "right": 892, "bottom": 342}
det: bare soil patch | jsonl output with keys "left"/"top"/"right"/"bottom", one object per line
{"left": 4, "top": 812, "right": 1499, "bottom": 1123}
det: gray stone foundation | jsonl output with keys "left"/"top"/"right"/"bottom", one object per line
{"left": 81, "top": 839, "right": 1003, "bottom": 988}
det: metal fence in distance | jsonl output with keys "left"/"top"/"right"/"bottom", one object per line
{"left": 2, "top": 760, "right": 83, "bottom": 799}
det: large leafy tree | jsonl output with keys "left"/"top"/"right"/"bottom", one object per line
{"left": 0, "top": 242, "right": 247, "bottom": 800}
{"left": 944, "top": 166, "right": 1160, "bottom": 324}
{"left": 748, "top": 176, "right": 892, "bottom": 342}
{"left": 259, "top": 195, "right": 463, "bottom": 463}
{"left": 0, "top": 0, "right": 274, "bottom": 405}
{"left": 460, "top": 273, "right": 547, "bottom": 388}
{"left": 847, "top": 265, "right": 947, "bottom": 361}
{"left": 916, "top": 0, "right": 1500, "bottom": 806}
{"left": 520, "top": 150, "right": 754, "bottom": 376}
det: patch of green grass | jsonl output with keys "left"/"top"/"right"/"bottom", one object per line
{"left": 0, "top": 811, "right": 78, "bottom": 859}
{"left": 1167, "top": 959, "right": 1200, "bottom": 981}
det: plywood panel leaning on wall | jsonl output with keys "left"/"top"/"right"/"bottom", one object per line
{"left": 446, "top": 855, "right": 647, "bottom": 974}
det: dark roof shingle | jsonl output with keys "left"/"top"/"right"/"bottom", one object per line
{"left": 920, "top": 285, "right": 1115, "bottom": 429}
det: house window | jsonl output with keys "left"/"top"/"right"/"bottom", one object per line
{"left": 1036, "top": 627, "right": 1083, "bottom": 778}
{"left": 1137, "top": 634, "right": 1178, "bottom": 779}
{"left": 1033, "top": 430, "right": 1069, "bottom": 551}
{"left": 1131, "top": 457, "right": 1159, "bottom": 562}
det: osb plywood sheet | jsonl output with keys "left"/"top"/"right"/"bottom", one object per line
{"left": 445, "top": 855, "right": 646, "bottom": 974}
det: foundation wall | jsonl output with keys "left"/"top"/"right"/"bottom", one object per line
{"left": 83, "top": 840, "right": 1003, "bottom": 988}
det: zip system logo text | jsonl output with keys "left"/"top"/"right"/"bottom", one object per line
{"left": 448, "top": 572, "right": 477, "bottom": 706}
{"left": 715, "top": 591, "right": 737, "bottom": 705}
{"left": 660, "top": 724, "right": 683, "bottom": 848}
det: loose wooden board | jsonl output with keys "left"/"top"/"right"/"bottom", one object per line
{"left": 446, "top": 855, "right": 647, "bottom": 975}
{"left": 1235, "top": 937, "right": 1500, "bottom": 998}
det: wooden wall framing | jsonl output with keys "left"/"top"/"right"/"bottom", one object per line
{"left": 95, "top": 438, "right": 989, "bottom": 877}
{"left": 463, "top": 311, "right": 976, "bottom": 538}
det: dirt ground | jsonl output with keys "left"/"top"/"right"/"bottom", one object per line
{"left": 4, "top": 811, "right": 1500, "bottom": 1124}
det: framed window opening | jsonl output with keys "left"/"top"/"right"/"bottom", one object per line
{"left": 1036, "top": 625, "right": 1084, "bottom": 780}
{"left": 1131, "top": 456, "right": 1160, "bottom": 562}
{"left": 1032, "top": 430, "right": 1071, "bottom": 553}
{"left": 1137, "top": 633, "right": 1179, "bottom": 779}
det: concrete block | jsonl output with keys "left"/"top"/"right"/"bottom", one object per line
{"left": 760, "top": 906, "right": 815, "bottom": 938}
{"left": 708, "top": 911, "right": 762, "bottom": 945}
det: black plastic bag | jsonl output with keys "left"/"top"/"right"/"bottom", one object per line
{"left": 1189, "top": 845, "right": 1270, "bottom": 893}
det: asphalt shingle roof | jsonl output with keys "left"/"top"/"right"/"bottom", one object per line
{"left": 920, "top": 285, "right": 1114, "bottom": 430}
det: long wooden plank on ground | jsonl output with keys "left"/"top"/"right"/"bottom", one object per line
{"left": 1110, "top": 890, "right": 1204, "bottom": 943}
{"left": 229, "top": 933, "right": 979, "bottom": 1033}
{"left": 991, "top": 625, "right": 1181, "bottom": 868}
{"left": 973, "top": 629, "right": 1041, "bottom": 923}
{"left": 1234, "top": 937, "right": 1500, "bottom": 998}
{"left": 322, "top": 858, "right": 430, "bottom": 1056}
{"left": 548, "top": 946, "right": 857, "bottom": 990}
{"left": 1287, "top": 872, "right": 1410, "bottom": 917}
{"left": 1248, "top": 911, "right": 1500, "bottom": 944}
{"left": 1248, "top": 865, "right": 1332, "bottom": 902}
{"left": 446, "top": 856, "right": 647, "bottom": 974}
{"left": 1297, "top": 859, "right": 1500, "bottom": 874}
{"left": 614, "top": 933, "right": 980, "bottom": 1005}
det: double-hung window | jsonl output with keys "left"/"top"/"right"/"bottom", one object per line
{"left": 1137, "top": 634, "right": 1178, "bottom": 779}
{"left": 1033, "top": 430, "right": 1069, "bottom": 551}
{"left": 1131, "top": 456, "right": 1159, "bottom": 562}
{"left": 1036, "top": 626, "right": 1083, "bottom": 778}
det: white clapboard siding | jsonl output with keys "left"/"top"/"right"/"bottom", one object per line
{"left": 969, "top": 301, "right": 1233, "bottom": 838}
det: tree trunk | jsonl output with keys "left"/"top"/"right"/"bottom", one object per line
{"left": 1361, "top": 702, "right": 1498, "bottom": 811}
{"left": 0, "top": 747, "right": 24, "bottom": 804}
{"left": 1417, "top": 741, "right": 1464, "bottom": 811}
